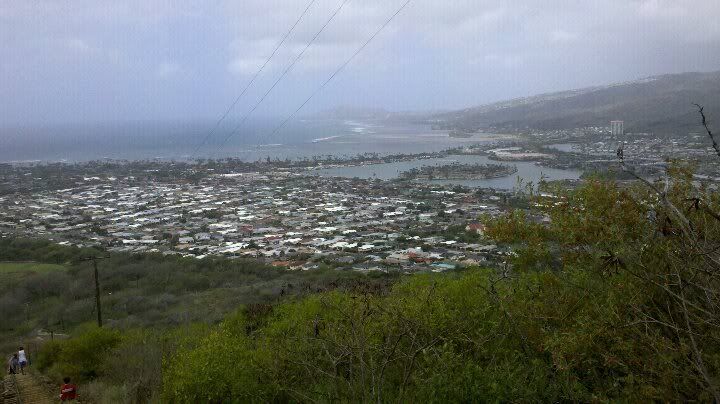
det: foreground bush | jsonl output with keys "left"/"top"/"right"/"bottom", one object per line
{"left": 161, "top": 268, "right": 700, "bottom": 402}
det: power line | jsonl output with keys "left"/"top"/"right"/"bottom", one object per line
{"left": 265, "top": 0, "right": 412, "bottom": 141}
{"left": 212, "top": 0, "right": 352, "bottom": 155}
{"left": 190, "top": 0, "right": 318, "bottom": 157}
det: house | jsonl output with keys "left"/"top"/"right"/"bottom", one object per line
{"left": 336, "top": 256, "right": 355, "bottom": 264}
{"left": 460, "top": 258, "right": 481, "bottom": 267}
{"left": 352, "top": 264, "right": 386, "bottom": 273}
{"left": 301, "top": 263, "right": 320, "bottom": 271}
{"left": 386, "top": 252, "right": 409, "bottom": 264}
{"left": 431, "top": 262, "right": 456, "bottom": 272}
{"left": 465, "top": 223, "right": 486, "bottom": 235}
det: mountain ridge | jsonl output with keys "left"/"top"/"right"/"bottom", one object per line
{"left": 434, "top": 70, "right": 720, "bottom": 134}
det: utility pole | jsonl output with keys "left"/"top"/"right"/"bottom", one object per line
{"left": 92, "top": 258, "right": 102, "bottom": 327}
{"left": 79, "top": 256, "right": 109, "bottom": 328}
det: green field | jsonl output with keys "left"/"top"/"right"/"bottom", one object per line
{"left": 0, "top": 262, "right": 65, "bottom": 288}
{"left": 0, "top": 262, "right": 65, "bottom": 273}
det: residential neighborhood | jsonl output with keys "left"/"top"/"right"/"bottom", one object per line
{"left": 0, "top": 165, "right": 511, "bottom": 273}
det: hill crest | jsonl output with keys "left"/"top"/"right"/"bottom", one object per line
{"left": 435, "top": 70, "right": 720, "bottom": 134}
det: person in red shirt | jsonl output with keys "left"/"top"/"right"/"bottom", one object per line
{"left": 59, "top": 377, "right": 78, "bottom": 401}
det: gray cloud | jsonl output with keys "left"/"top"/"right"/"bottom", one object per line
{"left": 1, "top": 0, "right": 719, "bottom": 124}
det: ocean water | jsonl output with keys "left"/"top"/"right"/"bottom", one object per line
{"left": 0, "top": 119, "right": 583, "bottom": 189}
{"left": 0, "top": 119, "right": 490, "bottom": 163}
{"left": 312, "top": 154, "right": 582, "bottom": 190}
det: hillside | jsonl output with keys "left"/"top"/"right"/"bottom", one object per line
{"left": 435, "top": 70, "right": 720, "bottom": 134}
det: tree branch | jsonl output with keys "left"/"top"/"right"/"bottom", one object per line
{"left": 617, "top": 144, "right": 693, "bottom": 236}
{"left": 693, "top": 103, "right": 720, "bottom": 159}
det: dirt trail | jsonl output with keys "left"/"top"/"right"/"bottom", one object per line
{"left": 14, "top": 373, "right": 55, "bottom": 404}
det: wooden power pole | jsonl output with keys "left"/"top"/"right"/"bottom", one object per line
{"left": 92, "top": 258, "right": 102, "bottom": 327}
{"left": 80, "top": 256, "right": 109, "bottom": 328}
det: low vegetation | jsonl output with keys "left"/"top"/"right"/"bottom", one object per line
{"left": 400, "top": 163, "right": 517, "bottom": 180}
{"left": 0, "top": 237, "right": 396, "bottom": 356}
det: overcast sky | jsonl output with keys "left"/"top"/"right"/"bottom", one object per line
{"left": 2, "top": 0, "right": 720, "bottom": 125}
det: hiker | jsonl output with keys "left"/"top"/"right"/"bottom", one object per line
{"left": 8, "top": 353, "right": 19, "bottom": 374}
{"left": 17, "top": 346, "right": 27, "bottom": 375}
{"left": 59, "top": 377, "right": 78, "bottom": 401}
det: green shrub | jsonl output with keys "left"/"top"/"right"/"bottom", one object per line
{"left": 38, "top": 325, "right": 122, "bottom": 381}
{"left": 36, "top": 339, "right": 63, "bottom": 372}
{"left": 163, "top": 316, "right": 271, "bottom": 402}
